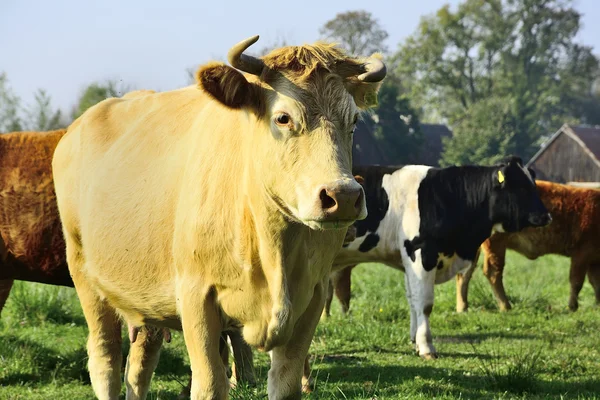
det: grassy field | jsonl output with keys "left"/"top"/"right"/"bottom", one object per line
{"left": 1, "top": 252, "right": 599, "bottom": 399}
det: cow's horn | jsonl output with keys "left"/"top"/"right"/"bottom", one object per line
{"left": 227, "top": 35, "right": 265, "bottom": 76}
{"left": 357, "top": 58, "right": 387, "bottom": 82}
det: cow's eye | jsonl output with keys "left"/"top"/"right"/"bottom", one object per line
{"left": 275, "top": 113, "right": 291, "bottom": 126}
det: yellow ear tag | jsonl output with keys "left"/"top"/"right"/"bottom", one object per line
{"left": 498, "top": 170, "right": 505, "bottom": 183}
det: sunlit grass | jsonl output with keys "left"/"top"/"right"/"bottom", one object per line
{"left": 1, "top": 251, "right": 599, "bottom": 399}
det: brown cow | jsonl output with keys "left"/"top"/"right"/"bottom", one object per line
{"left": 0, "top": 129, "right": 72, "bottom": 315}
{"left": 457, "top": 180, "right": 600, "bottom": 312}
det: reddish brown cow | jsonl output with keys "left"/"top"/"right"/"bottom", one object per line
{"left": 457, "top": 180, "right": 600, "bottom": 312}
{"left": 0, "top": 129, "right": 72, "bottom": 315}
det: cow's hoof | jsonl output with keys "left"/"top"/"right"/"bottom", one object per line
{"left": 420, "top": 352, "right": 438, "bottom": 360}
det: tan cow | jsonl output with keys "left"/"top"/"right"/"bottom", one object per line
{"left": 52, "top": 35, "right": 385, "bottom": 400}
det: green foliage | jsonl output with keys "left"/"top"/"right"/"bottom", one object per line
{"left": 371, "top": 76, "right": 423, "bottom": 164}
{"left": 320, "top": 10, "right": 389, "bottom": 56}
{"left": 397, "top": 0, "right": 600, "bottom": 166}
{"left": 0, "top": 72, "right": 23, "bottom": 133}
{"left": 440, "top": 96, "right": 516, "bottom": 166}
{"left": 24, "top": 89, "right": 65, "bottom": 131}
{"left": 71, "top": 80, "right": 127, "bottom": 120}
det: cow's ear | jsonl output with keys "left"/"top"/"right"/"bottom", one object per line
{"left": 354, "top": 175, "right": 365, "bottom": 186}
{"left": 196, "top": 62, "right": 262, "bottom": 111}
{"left": 343, "top": 54, "right": 385, "bottom": 109}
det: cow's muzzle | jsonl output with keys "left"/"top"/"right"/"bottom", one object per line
{"left": 317, "top": 181, "right": 365, "bottom": 223}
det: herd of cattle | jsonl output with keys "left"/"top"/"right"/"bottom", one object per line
{"left": 1, "top": 36, "right": 599, "bottom": 400}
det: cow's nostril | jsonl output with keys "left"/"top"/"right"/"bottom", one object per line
{"left": 354, "top": 190, "right": 364, "bottom": 211}
{"left": 320, "top": 189, "right": 337, "bottom": 211}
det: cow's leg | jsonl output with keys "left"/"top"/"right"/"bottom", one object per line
{"left": 587, "top": 264, "right": 600, "bottom": 305}
{"left": 301, "top": 355, "right": 313, "bottom": 393}
{"left": 404, "top": 273, "right": 417, "bottom": 344}
{"left": 125, "top": 325, "right": 164, "bottom": 400}
{"left": 229, "top": 330, "right": 255, "bottom": 386}
{"left": 0, "top": 279, "right": 14, "bottom": 316}
{"left": 179, "top": 283, "right": 228, "bottom": 400}
{"left": 333, "top": 266, "right": 353, "bottom": 315}
{"left": 71, "top": 266, "right": 123, "bottom": 400}
{"left": 268, "top": 280, "right": 326, "bottom": 400}
{"left": 456, "top": 255, "right": 478, "bottom": 313}
{"left": 404, "top": 254, "right": 436, "bottom": 359}
{"left": 568, "top": 256, "right": 588, "bottom": 312}
{"left": 322, "top": 278, "right": 334, "bottom": 319}
{"left": 482, "top": 243, "right": 511, "bottom": 311}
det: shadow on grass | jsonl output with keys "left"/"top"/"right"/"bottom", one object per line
{"left": 436, "top": 331, "right": 539, "bottom": 343}
{"left": 312, "top": 362, "right": 600, "bottom": 398}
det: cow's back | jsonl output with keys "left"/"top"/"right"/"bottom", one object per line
{"left": 0, "top": 129, "right": 71, "bottom": 286}
{"left": 485, "top": 180, "right": 600, "bottom": 260}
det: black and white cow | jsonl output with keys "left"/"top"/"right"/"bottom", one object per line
{"left": 329, "top": 156, "right": 552, "bottom": 358}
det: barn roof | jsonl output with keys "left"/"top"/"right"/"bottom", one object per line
{"left": 527, "top": 124, "right": 600, "bottom": 169}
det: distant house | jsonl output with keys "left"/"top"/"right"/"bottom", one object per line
{"left": 409, "top": 124, "right": 452, "bottom": 167}
{"left": 352, "top": 122, "right": 452, "bottom": 167}
{"left": 527, "top": 124, "right": 600, "bottom": 183}
{"left": 352, "top": 119, "right": 389, "bottom": 166}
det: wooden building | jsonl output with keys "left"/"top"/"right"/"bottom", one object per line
{"left": 526, "top": 124, "right": 600, "bottom": 183}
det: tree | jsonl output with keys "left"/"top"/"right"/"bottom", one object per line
{"left": 24, "top": 89, "right": 65, "bottom": 131}
{"left": 71, "top": 80, "right": 129, "bottom": 120}
{"left": 320, "top": 10, "right": 421, "bottom": 163}
{"left": 320, "top": 10, "right": 389, "bottom": 56}
{"left": 0, "top": 73, "right": 23, "bottom": 133}
{"left": 372, "top": 76, "right": 423, "bottom": 163}
{"left": 397, "top": 0, "right": 600, "bottom": 165}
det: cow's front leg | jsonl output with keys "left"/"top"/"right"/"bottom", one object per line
{"left": 268, "top": 280, "right": 326, "bottom": 400}
{"left": 404, "top": 273, "right": 417, "bottom": 343}
{"left": 404, "top": 254, "right": 437, "bottom": 359}
{"left": 178, "top": 282, "right": 228, "bottom": 400}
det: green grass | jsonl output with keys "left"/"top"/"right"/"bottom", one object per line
{"left": 1, "top": 251, "right": 599, "bottom": 399}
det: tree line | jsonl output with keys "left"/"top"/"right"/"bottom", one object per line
{"left": 2, "top": 0, "right": 599, "bottom": 166}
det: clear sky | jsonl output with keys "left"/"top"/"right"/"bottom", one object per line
{"left": 1, "top": 0, "right": 599, "bottom": 113}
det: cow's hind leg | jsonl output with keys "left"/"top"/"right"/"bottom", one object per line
{"left": 456, "top": 252, "right": 479, "bottom": 313}
{"left": 322, "top": 278, "right": 334, "bottom": 319}
{"left": 229, "top": 330, "right": 255, "bottom": 386}
{"left": 333, "top": 265, "right": 353, "bottom": 315}
{"left": 71, "top": 264, "right": 123, "bottom": 399}
{"left": 586, "top": 264, "right": 600, "bottom": 306}
{"left": 568, "top": 256, "right": 588, "bottom": 312}
{"left": 125, "top": 325, "right": 163, "bottom": 400}
{"left": 0, "top": 279, "right": 14, "bottom": 316}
